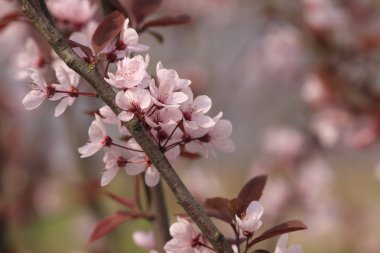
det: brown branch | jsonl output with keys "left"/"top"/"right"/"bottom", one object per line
{"left": 17, "top": 0, "right": 234, "bottom": 252}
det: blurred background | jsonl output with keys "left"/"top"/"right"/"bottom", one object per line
{"left": 1, "top": 0, "right": 380, "bottom": 252}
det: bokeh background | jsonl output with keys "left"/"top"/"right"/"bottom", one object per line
{"left": 1, "top": 0, "right": 380, "bottom": 252}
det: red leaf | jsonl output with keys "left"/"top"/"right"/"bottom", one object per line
{"left": 0, "top": 12, "right": 23, "bottom": 32}
{"left": 204, "top": 197, "right": 235, "bottom": 223}
{"left": 248, "top": 220, "right": 307, "bottom": 247}
{"left": 89, "top": 212, "right": 131, "bottom": 242}
{"left": 235, "top": 175, "right": 267, "bottom": 214}
{"left": 104, "top": 191, "right": 135, "bottom": 209}
{"left": 123, "top": 0, "right": 163, "bottom": 26}
{"left": 140, "top": 15, "right": 191, "bottom": 31}
{"left": 91, "top": 11, "right": 125, "bottom": 55}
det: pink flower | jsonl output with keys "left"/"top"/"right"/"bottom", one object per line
{"left": 145, "top": 108, "right": 182, "bottom": 128}
{"left": 115, "top": 88, "right": 152, "bottom": 122}
{"left": 157, "top": 62, "right": 191, "bottom": 90}
{"left": 164, "top": 217, "right": 203, "bottom": 253}
{"left": 105, "top": 55, "right": 150, "bottom": 89}
{"left": 118, "top": 19, "right": 149, "bottom": 56}
{"left": 186, "top": 113, "right": 235, "bottom": 157}
{"left": 78, "top": 115, "right": 112, "bottom": 158}
{"left": 149, "top": 62, "right": 189, "bottom": 107}
{"left": 274, "top": 234, "right": 302, "bottom": 253}
{"left": 47, "top": 0, "right": 97, "bottom": 26}
{"left": 69, "top": 21, "right": 98, "bottom": 57}
{"left": 22, "top": 69, "right": 63, "bottom": 110}
{"left": 14, "top": 38, "right": 46, "bottom": 79}
{"left": 180, "top": 88, "right": 214, "bottom": 129}
{"left": 133, "top": 230, "right": 156, "bottom": 251}
{"left": 235, "top": 201, "right": 264, "bottom": 235}
{"left": 52, "top": 66, "right": 80, "bottom": 117}
{"left": 99, "top": 106, "right": 130, "bottom": 135}
{"left": 125, "top": 155, "right": 160, "bottom": 187}
{"left": 101, "top": 147, "right": 132, "bottom": 186}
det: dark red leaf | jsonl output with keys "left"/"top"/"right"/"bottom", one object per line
{"left": 68, "top": 39, "right": 93, "bottom": 58}
{"left": 91, "top": 11, "right": 125, "bottom": 55}
{"left": 204, "top": 197, "right": 235, "bottom": 223}
{"left": 140, "top": 15, "right": 191, "bottom": 31}
{"left": 123, "top": 0, "right": 163, "bottom": 26}
{"left": 248, "top": 220, "right": 307, "bottom": 248}
{"left": 0, "top": 12, "right": 23, "bottom": 32}
{"left": 235, "top": 175, "right": 267, "bottom": 214}
{"left": 104, "top": 191, "right": 135, "bottom": 209}
{"left": 89, "top": 211, "right": 131, "bottom": 242}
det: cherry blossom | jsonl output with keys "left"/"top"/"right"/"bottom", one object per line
{"left": 99, "top": 105, "right": 130, "bottom": 135}
{"left": 149, "top": 79, "right": 188, "bottom": 108}
{"left": 22, "top": 68, "right": 63, "bottom": 110}
{"left": 145, "top": 107, "right": 183, "bottom": 129}
{"left": 115, "top": 88, "right": 152, "bottom": 122}
{"left": 156, "top": 62, "right": 191, "bottom": 90}
{"left": 105, "top": 55, "right": 150, "bottom": 89}
{"left": 235, "top": 201, "right": 264, "bottom": 235}
{"left": 52, "top": 66, "right": 80, "bottom": 117}
{"left": 133, "top": 230, "right": 157, "bottom": 252}
{"left": 274, "top": 234, "right": 302, "bottom": 253}
{"left": 46, "top": 0, "right": 97, "bottom": 27}
{"left": 180, "top": 88, "right": 214, "bottom": 130}
{"left": 14, "top": 38, "right": 46, "bottom": 79}
{"left": 164, "top": 217, "right": 203, "bottom": 253}
{"left": 118, "top": 19, "right": 149, "bottom": 56}
{"left": 186, "top": 113, "right": 235, "bottom": 157}
{"left": 101, "top": 148, "right": 133, "bottom": 186}
{"left": 124, "top": 154, "right": 160, "bottom": 187}
{"left": 78, "top": 115, "right": 111, "bottom": 158}
{"left": 69, "top": 21, "right": 98, "bottom": 58}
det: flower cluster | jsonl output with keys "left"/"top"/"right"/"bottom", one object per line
{"left": 21, "top": 16, "right": 235, "bottom": 188}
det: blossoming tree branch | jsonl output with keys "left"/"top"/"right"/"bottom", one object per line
{"left": 14, "top": 0, "right": 307, "bottom": 252}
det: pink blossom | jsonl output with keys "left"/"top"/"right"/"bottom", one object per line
{"left": 274, "top": 234, "right": 302, "bottom": 253}
{"left": 105, "top": 55, "right": 150, "bottom": 89}
{"left": 101, "top": 146, "right": 141, "bottom": 186}
{"left": 78, "top": 115, "right": 111, "bottom": 158}
{"left": 186, "top": 113, "right": 235, "bottom": 157}
{"left": 115, "top": 88, "right": 152, "bottom": 122}
{"left": 22, "top": 68, "right": 63, "bottom": 110}
{"left": 47, "top": 0, "right": 97, "bottom": 26}
{"left": 14, "top": 38, "right": 46, "bottom": 79}
{"left": 99, "top": 105, "right": 130, "bottom": 135}
{"left": 149, "top": 79, "right": 188, "bottom": 108}
{"left": 133, "top": 230, "right": 156, "bottom": 251}
{"left": 118, "top": 19, "right": 149, "bottom": 56}
{"left": 180, "top": 88, "right": 214, "bottom": 129}
{"left": 164, "top": 217, "right": 203, "bottom": 253}
{"left": 145, "top": 107, "right": 182, "bottom": 128}
{"left": 52, "top": 66, "right": 80, "bottom": 117}
{"left": 69, "top": 21, "right": 98, "bottom": 57}
{"left": 235, "top": 201, "right": 264, "bottom": 235}
{"left": 125, "top": 156, "right": 160, "bottom": 187}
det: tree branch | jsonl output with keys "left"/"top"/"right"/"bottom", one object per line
{"left": 17, "top": 0, "right": 234, "bottom": 252}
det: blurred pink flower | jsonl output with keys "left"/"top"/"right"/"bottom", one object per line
{"left": 133, "top": 230, "right": 156, "bottom": 252}
{"left": 14, "top": 38, "right": 46, "bottom": 79}
{"left": 47, "top": 0, "right": 97, "bottom": 26}
{"left": 235, "top": 201, "right": 264, "bottom": 235}
{"left": 274, "top": 234, "right": 302, "bottom": 253}
{"left": 118, "top": 19, "right": 149, "bottom": 56}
